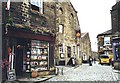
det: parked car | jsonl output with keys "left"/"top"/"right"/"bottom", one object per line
{"left": 100, "top": 54, "right": 110, "bottom": 65}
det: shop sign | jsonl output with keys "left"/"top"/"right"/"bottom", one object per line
{"left": 76, "top": 32, "right": 80, "bottom": 37}
{"left": 7, "top": 69, "right": 16, "bottom": 81}
{"left": 104, "top": 37, "right": 110, "bottom": 46}
{"left": 113, "top": 42, "right": 120, "bottom": 46}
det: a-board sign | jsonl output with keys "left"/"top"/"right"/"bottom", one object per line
{"left": 7, "top": 69, "right": 16, "bottom": 81}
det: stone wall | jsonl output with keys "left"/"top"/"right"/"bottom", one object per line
{"left": 44, "top": 1, "right": 81, "bottom": 65}
{"left": 80, "top": 33, "right": 92, "bottom": 62}
{"left": 56, "top": 2, "right": 81, "bottom": 65}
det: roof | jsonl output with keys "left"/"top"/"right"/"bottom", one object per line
{"left": 97, "top": 29, "right": 112, "bottom": 38}
{"left": 81, "top": 32, "right": 88, "bottom": 38}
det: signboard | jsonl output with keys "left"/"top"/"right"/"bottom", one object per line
{"left": 7, "top": 69, "right": 16, "bottom": 81}
{"left": 104, "top": 37, "right": 110, "bottom": 46}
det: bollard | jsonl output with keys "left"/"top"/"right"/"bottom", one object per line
{"left": 61, "top": 68, "right": 63, "bottom": 75}
{"left": 55, "top": 67, "right": 59, "bottom": 75}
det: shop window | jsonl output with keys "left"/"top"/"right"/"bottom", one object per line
{"left": 30, "top": 40, "right": 49, "bottom": 72}
{"left": 30, "top": 0, "right": 43, "bottom": 13}
{"left": 59, "top": 24, "right": 64, "bottom": 33}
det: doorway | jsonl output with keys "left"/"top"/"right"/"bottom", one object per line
{"left": 15, "top": 39, "right": 30, "bottom": 78}
{"left": 15, "top": 44, "right": 24, "bottom": 77}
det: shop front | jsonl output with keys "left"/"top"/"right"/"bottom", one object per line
{"left": 112, "top": 37, "right": 120, "bottom": 70}
{"left": 2, "top": 28, "right": 55, "bottom": 80}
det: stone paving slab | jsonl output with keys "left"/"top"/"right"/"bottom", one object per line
{"left": 3, "top": 75, "right": 55, "bottom": 83}
{"left": 47, "top": 62, "right": 119, "bottom": 81}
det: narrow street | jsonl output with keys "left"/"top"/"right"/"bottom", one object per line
{"left": 47, "top": 62, "right": 119, "bottom": 81}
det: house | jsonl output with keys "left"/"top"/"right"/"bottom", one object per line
{"left": 111, "top": 0, "right": 120, "bottom": 70}
{"left": 80, "top": 32, "right": 92, "bottom": 63}
{"left": 97, "top": 30, "right": 113, "bottom": 59}
{"left": 50, "top": 1, "right": 81, "bottom": 66}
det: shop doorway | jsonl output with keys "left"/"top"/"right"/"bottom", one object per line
{"left": 15, "top": 39, "right": 29, "bottom": 78}
{"left": 15, "top": 44, "right": 24, "bottom": 77}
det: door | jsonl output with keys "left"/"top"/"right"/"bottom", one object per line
{"left": 15, "top": 45, "right": 24, "bottom": 77}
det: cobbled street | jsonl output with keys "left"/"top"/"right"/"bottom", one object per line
{"left": 47, "top": 62, "right": 120, "bottom": 81}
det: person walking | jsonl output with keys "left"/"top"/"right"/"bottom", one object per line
{"left": 93, "top": 58, "right": 96, "bottom": 64}
{"left": 89, "top": 56, "right": 93, "bottom": 66}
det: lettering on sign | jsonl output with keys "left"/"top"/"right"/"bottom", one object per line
{"left": 7, "top": 69, "right": 16, "bottom": 81}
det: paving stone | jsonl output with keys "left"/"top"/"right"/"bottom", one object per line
{"left": 47, "top": 62, "right": 119, "bottom": 81}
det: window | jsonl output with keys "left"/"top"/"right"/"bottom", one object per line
{"left": 59, "top": 7, "right": 63, "bottom": 15}
{"left": 59, "top": 46, "right": 64, "bottom": 58}
{"left": 73, "top": 46, "right": 76, "bottom": 54}
{"left": 30, "top": 0, "right": 43, "bottom": 13}
{"left": 59, "top": 47, "right": 63, "bottom": 53}
{"left": 67, "top": 46, "right": 71, "bottom": 58}
{"left": 59, "top": 24, "right": 64, "bottom": 33}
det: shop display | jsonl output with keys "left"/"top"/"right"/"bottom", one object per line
{"left": 25, "top": 51, "right": 31, "bottom": 72}
{"left": 30, "top": 40, "right": 49, "bottom": 72}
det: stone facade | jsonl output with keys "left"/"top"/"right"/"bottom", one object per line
{"left": 97, "top": 30, "right": 113, "bottom": 58}
{"left": 55, "top": 1, "right": 81, "bottom": 65}
{"left": 44, "top": 1, "right": 81, "bottom": 65}
{"left": 111, "top": 1, "right": 120, "bottom": 70}
{"left": 2, "top": 1, "right": 56, "bottom": 80}
{"left": 111, "top": 1, "right": 120, "bottom": 34}
{"left": 80, "top": 32, "right": 92, "bottom": 62}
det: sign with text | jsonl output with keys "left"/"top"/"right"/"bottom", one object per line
{"left": 7, "top": 69, "right": 16, "bottom": 81}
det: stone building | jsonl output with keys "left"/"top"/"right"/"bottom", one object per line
{"left": 2, "top": 0, "right": 56, "bottom": 81}
{"left": 97, "top": 30, "right": 113, "bottom": 58}
{"left": 111, "top": 0, "right": 120, "bottom": 34}
{"left": 80, "top": 32, "right": 92, "bottom": 63}
{"left": 111, "top": 0, "right": 120, "bottom": 69}
{"left": 1, "top": 0, "right": 81, "bottom": 81}
{"left": 52, "top": 1, "right": 81, "bottom": 65}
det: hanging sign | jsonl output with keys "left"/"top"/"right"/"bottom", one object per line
{"left": 76, "top": 32, "right": 80, "bottom": 37}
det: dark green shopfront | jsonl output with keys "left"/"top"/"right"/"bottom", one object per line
{"left": 2, "top": 27, "right": 55, "bottom": 81}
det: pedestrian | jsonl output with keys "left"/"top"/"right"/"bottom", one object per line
{"left": 89, "top": 56, "right": 93, "bottom": 66}
{"left": 93, "top": 58, "right": 96, "bottom": 64}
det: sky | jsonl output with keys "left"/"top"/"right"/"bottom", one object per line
{"left": 70, "top": 0, "right": 116, "bottom": 52}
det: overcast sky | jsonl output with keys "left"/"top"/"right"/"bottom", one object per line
{"left": 70, "top": 0, "right": 116, "bottom": 52}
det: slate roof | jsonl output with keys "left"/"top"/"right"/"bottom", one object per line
{"left": 97, "top": 29, "right": 112, "bottom": 38}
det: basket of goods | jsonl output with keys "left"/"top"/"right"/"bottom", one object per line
{"left": 31, "top": 70, "right": 38, "bottom": 78}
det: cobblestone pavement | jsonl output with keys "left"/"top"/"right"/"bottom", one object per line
{"left": 47, "top": 62, "right": 120, "bottom": 81}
